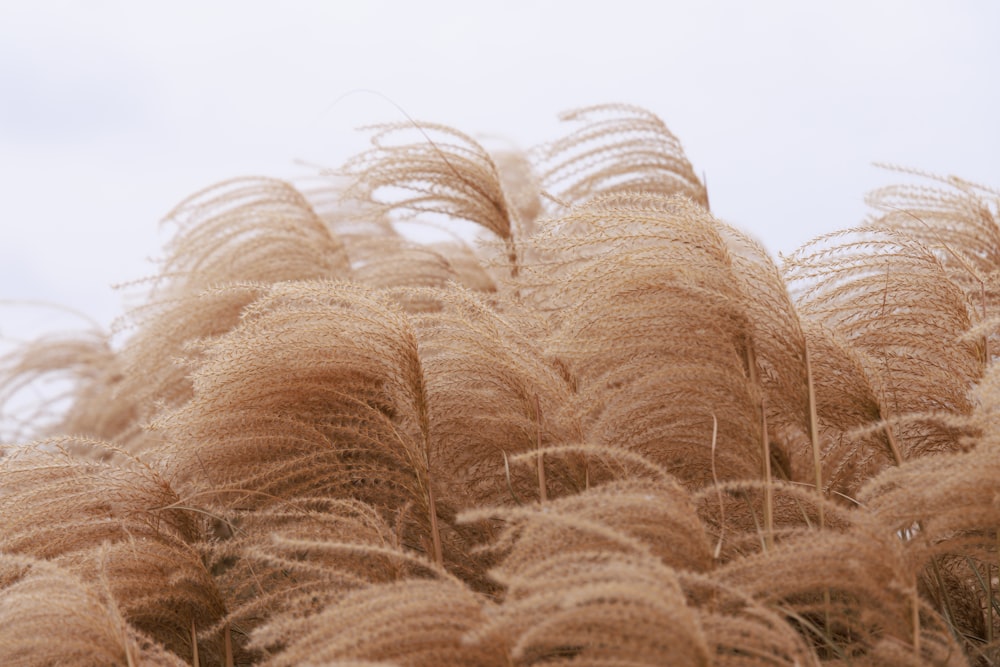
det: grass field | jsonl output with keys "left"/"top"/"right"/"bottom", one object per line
{"left": 1, "top": 104, "right": 998, "bottom": 666}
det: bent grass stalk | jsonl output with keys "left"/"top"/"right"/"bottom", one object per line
{"left": 761, "top": 396, "right": 774, "bottom": 552}
{"left": 804, "top": 345, "right": 824, "bottom": 529}
{"left": 710, "top": 414, "right": 725, "bottom": 560}
{"left": 191, "top": 619, "right": 199, "bottom": 667}
{"left": 744, "top": 340, "right": 773, "bottom": 551}
{"left": 535, "top": 395, "right": 547, "bottom": 503}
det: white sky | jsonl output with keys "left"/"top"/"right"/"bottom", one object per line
{"left": 1, "top": 1, "right": 998, "bottom": 342}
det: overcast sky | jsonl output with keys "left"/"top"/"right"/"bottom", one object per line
{"left": 1, "top": 1, "right": 998, "bottom": 343}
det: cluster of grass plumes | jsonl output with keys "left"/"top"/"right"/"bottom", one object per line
{"left": 2, "top": 103, "right": 1000, "bottom": 665}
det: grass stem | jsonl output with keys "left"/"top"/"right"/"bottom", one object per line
{"left": 761, "top": 397, "right": 774, "bottom": 552}
{"left": 804, "top": 344, "right": 824, "bottom": 529}
{"left": 191, "top": 619, "right": 200, "bottom": 667}
{"left": 536, "top": 395, "right": 547, "bottom": 502}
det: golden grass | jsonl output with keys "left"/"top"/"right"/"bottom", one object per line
{"left": 1, "top": 104, "right": 998, "bottom": 665}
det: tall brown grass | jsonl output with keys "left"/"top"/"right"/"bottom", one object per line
{"left": 1, "top": 103, "right": 998, "bottom": 665}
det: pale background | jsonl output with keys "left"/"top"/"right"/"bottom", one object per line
{"left": 2, "top": 1, "right": 998, "bottom": 343}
